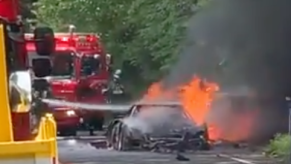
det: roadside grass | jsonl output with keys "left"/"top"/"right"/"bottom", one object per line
{"left": 265, "top": 134, "right": 290, "bottom": 162}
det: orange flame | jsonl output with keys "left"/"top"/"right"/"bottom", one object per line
{"left": 143, "top": 83, "right": 163, "bottom": 100}
{"left": 143, "top": 82, "right": 173, "bottom": 101}
{"left": 142, "top": 76, "right": 256, "bottom": 142}
{"left": 179, "top": 77, "right": 218, "bottom": 126}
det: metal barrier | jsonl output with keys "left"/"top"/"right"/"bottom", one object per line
{"left": 0, "top": 114, "right": 58, "bottom": 164}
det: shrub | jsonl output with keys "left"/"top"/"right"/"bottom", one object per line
{"left": 265, "top": 133, "right": 290, "bottom": 162}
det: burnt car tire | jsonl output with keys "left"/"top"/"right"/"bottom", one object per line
{"left": 112, "top": 123, "right": 129, "bottom": 151}
{"left": 106, "top": 120, "right": 120, "bottom": 147}
{"left": 59, "top": 128, "right": 77, "bottom": 136}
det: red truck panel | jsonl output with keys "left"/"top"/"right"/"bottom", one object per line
{"left": 0, "top": 0, "right": 19, "bottom": 22}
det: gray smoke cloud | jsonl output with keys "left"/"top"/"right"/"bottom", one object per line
{"left": 161, "top": 0, "right": 291, "bottom": 141}
{"left": 164, "top": 0, "right": 291, "bottom": 93}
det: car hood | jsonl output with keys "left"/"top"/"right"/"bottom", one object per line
{"left": 123, "top": 115, "right": 203, "bottom": 138}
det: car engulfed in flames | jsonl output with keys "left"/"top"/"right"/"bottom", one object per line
{"left": 106, "top": 102, "right": 211, "bottom": 152}
{"left": 102, "top": 76, "right": 220, "bottom": 152}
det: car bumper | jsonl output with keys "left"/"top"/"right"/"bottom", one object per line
{"left": 79, "top": 111, "right": 104, "bottom": 121}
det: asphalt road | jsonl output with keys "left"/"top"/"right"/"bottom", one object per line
{"left": 57, "top": 132, "right": 277, "bottom": 164}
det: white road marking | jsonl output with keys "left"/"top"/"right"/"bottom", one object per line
{"left": 57, "top": 136, "right": 106, "bottom": 141}
{"left": 217, "top": 154, "right": 256, "bottom": 164}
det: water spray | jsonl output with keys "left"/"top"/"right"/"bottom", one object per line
{"left": 42, "top": 98, "right": 130, "bottom": 111}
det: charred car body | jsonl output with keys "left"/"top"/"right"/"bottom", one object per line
{"left": 106, "top": 102, "right": 211, "bottom": 152}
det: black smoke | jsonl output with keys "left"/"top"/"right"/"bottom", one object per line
{"left": 163, "top": 0, "right": 291, "bottom": 141}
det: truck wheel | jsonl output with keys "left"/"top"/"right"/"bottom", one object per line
{"left": 59, "top": 128, "right": 77, "bottom": 136}
{"left": 89, "top": 117, "right": 104, "bottom": 131}
{"left": 95, "top": 119, "right": 104, "bottom": 130}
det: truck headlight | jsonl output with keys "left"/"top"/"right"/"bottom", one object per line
{"left": 66, "top": 110, "right": 76, "bottom": 116}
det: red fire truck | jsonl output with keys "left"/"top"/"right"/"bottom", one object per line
{"left": 25, "top": 26, "right": 113, "bottom": 135}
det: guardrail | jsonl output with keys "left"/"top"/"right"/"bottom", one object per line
{"left": 0, "top": 114, "right": 58, "bottom": 164}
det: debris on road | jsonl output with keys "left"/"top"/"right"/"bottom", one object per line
{"left": 176, "top": 153, "right": 190, "bottom": 161}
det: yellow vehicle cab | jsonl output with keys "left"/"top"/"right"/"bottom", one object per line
{"left": 0, "top": 23, "right": 58, "bottom": 164}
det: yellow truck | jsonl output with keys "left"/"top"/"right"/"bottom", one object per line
{"left": 0, "top": 1, "right": 59, "bottom": 161}
{"left": 0, "top": 23, "right": 58, "bottom": 164}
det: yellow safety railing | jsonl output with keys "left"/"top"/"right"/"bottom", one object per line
{"left": 35, "top": 114, "right": 58, "bottom": 158}
{"left": 0, "top": 114, "right": 58, "bottom": 159}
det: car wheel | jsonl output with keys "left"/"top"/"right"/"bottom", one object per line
{"left": 116, "top": 127, "right": 126, "bottom": 151}
{"left": 112, "top": 123, "right": 128, "bottom": 151}
{"left": 112, "top": 123, "right": 121, "bottom": 150}
{"left": 106, "top": 120, "right": 119, "bottom": 147}
{"left": 89, "top": 117, "right": 104, "bottom": 131}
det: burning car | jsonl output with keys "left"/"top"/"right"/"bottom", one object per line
{"left": 106, "top": 101, "right": 211, "bottom": 152}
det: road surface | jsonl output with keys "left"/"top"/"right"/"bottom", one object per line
{"left": 57, "top": 133, "right": 277, "bottom": 164}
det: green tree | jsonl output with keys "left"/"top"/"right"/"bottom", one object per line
{"left": 35, "top": 0, "right": 208, "bottom": 96}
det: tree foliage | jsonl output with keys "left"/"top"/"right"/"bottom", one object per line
{"left": 34, "top": 0, "right": 208, "bottom": 95}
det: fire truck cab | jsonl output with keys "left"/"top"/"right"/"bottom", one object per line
{"left": 25, "top": 27, "right": 113, "bottom": 135}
